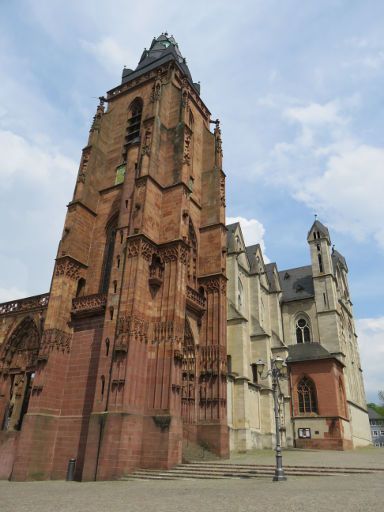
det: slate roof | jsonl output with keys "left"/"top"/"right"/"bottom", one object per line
{"left": 226, "top": 222, "right": 241, "bottom": 254}
{"left": 278, "top": 265, "right": 314, "bottom": 302}
{"left": 120, "top": 33, "right": 200, "bottom": 94}
{"left": 332, "top": 249, "right": 348, "bottom": 273}
{"left": 367, "top": 407, "right": 384, "bottom": 420}
{"left": 245, "top": 244, "right": 261, "bottom": 273}
{"left": 287, "top": 343, "right": 333, "bottom": 363}
{"left": 265, "top": 262, "right": 280, "bottom": 292}
{"left": 307, "top": 219, "right": 330, "bottom": 240}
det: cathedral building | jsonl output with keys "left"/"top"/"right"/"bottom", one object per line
{"left": 0, "top": 34, "right": 228, "bottom": 481}
{"left": 226, "top": 221, "right": 371, "bottom": 451}
{"left": 0, "top": 34, "right": 371, "bottom": 481}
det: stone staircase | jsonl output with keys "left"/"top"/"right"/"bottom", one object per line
{"left": 121, "top": 461, "right": 384, "bottom": 481}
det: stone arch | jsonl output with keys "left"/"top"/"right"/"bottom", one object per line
{"left": 0, "top": 317, "right": 40, "bottom": 431}
{"left": 100, "top": 213, "right": 118, "bottom": 294}
{"left": 294, "top": 312, "right": 312, "bottom": 344}
{"left": 296, "top": 376, "right": 318, "bottom": 414}
{"left": 1, "top": 316, "right": 40, "bottom": 371}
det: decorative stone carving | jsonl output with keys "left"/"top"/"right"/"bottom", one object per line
{"left": 126, "top": 239, "right": 141, "bottom": 258}
{"left": 161, "top": 246, "right": 179, "bottom": 262}
{"left": 141, "top": 127, "right": 152, "bottom": 156}
{"left": 72, "top": 293, "right": 107, "bottom": 316}
{"left": 77, "top": 147, "right": 91, "bottom": 183}
{"left": 183, "top": 133, "right": 191, "bottom": 166}
{"left": 150, "top": 70, "right": 163, "bottom": 102}
{"left": 149, "top": 254, "right": 164, "bottom": 290}
{"left": 116, "top": 315, "right": 149, "bottom": 344}
{"left": 0, "top": 317, "right": 41, "bottom": 371}
{"left": 200, "top": 345, "right": 227, "bottom": 378}
{"left": 151, "top": 320, "right": 183, "bottom": 345}
{"left": 0, "top": 293, "right": 49, "bottom": 316}
{"left": 160, "top": 242, "right": 188, "bottom": 264}
{"left": 186, "top": 286, "right": 206, "bottom": 312}
{"left": 213, "top": 120, "right": 223, "bottom": 156}
{"left": 220, "top": 174, "right": 226, "bottom": 207}
{"left": 55, "top": 256, "right": 84, "bottom": 281}
{"left": 201, "top": 276, "right": 227, "bottom": 294}
{"left": 39, "top": 328, "right": 72, "bottom": 355}
{"left": 152, "top": 415, "right": 171, "bottom": 432}
{"left": 90, "top": 102, "right": 105, "bottom": 133}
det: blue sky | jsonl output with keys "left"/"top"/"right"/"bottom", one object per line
{"left": 0, "top": 0, "right": 383, "bottom": 400}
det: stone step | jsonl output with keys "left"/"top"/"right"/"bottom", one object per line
{"left": 181, "top": 462, "right": 383, "bottom": 474}
{"left": 122, "top": 468, "right": 344, "bottom": 481}
{"left": 121, "top": 460, "right": 384, "bottom": 482}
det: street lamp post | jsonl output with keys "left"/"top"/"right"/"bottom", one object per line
{"left": 255, "top": 356, "right": 287, "bottom": 482}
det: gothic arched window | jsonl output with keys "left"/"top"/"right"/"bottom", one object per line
{"left": 238, "top": 278, "right": 244, "bottom": 310}
{"left": 1, "top": 317, "right": 40, "bottom": 431}
{"left": 122, "top": 98, "right": 143, "bottom": 161}
{"left": 100, "top": 216, "right": 118, "bottom": 294}
{"left": 296, "top": 317, "right": 311, "bottom": 344}
{"left": 187, "top": 220, "right": 197, "bottom": 287}
{"left": 297, "top": 377, "right": 318, "bottom": 414}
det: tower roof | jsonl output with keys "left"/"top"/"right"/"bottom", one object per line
{"left": 121, "top": 33, "right": 195, "bottom": 89}
{"left": 307, "top": 219, "right": 330, "bottom": 242}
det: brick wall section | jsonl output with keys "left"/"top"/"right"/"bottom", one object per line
{"left": 289, "top": 358, "right": 351, "bottom": 450}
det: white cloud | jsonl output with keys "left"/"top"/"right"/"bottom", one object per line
{"left": 0, "top": 130, "right": 76, "bottom": 187}
{"left": 258, "top": 96, "right": 384, "bottom": 250}
{"left": 284, "top": 101, "right": 344, "bottom": 126}
{"left": 296, "top": 144, "right": 384, "bottom": 247}
{"left": 226, "top": 216, "right": 269, "bottom": 262}
{"left": 80, "top": 36, "right": 131, "bottom": 74}
{"left": 356, "top": 317, "right": 384, "bottom": 402}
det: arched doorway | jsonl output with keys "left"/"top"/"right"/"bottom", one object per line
{"left": 0, "top": 317, "right": 40, "bottom": 431}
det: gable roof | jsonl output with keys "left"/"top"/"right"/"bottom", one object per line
{"left": 287, "top": 342, "right": 334, "bottom": 363}
{"left": 278, "top": 265, "right": 314, "bottom": 302}
{"left": 307, "top": 220, "right": 330, "bottom": 241}
{"left": 332, "top": 249, "right": 348, "bottom": 273}
{"left": 265, "top": 262, "right": 281, "bottom": 292}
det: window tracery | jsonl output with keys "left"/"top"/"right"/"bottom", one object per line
{"left": 296, "top": 317, "right": 311, "bottom": 344}
{"left": 297, "top": 377, "right": 318, "bottom": 414}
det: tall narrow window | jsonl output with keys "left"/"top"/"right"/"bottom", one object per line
{"left": 100, "top": 216, "right": 118, "bottom": 294}
{"left": 297, "top": 377, "right": 318, "bottom": 414}
{"left": 76, "top": 278, "right": 86, "bottom": 297}
{"left": 318, "top": 254, "right": 324, "bottom": 273}
{"left": 238, "top": 278, "right": 244, "bottom": 310}
{"left": 296, "top": 317, "right": 311, "bottom": 343}
{"left": 122, "top": 98, "right": 143, "bottom": 161}
{"left": 126, "top": 98, "right": 143, "bottom": 142}
{"left": 187, "top": 220, "right": 197, "bottom": 287}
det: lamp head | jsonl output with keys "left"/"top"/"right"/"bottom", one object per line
{"left": 274, "top": 356, "right": 284, "bottom": 371}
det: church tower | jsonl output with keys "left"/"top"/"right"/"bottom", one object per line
{"left": 12, "top": 34, "right": 228, "bottom": 481}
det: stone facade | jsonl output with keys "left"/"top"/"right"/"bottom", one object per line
{"left": 0, "top": 34, "right": 228, "bottom": 481}
{"left": 226, "top": 220, "right": 371, "bottom": 452}
{"left": 0, "top": 35, "right": 373, "bottom": 481}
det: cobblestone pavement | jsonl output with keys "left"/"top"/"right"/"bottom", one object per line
{"left": 227, "top": 446, "right": 384, "bottom": 468}
{"left": 1, "top": 449, "right": 383, "bottom": 512}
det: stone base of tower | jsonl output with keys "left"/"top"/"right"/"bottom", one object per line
{"left": 11, "top": 413, "right": 59, "bottom": 481}
{"left": 82, "top": 411, "right": 183, "bottom": 480}
{"left": 197, "top": 423, "right": 229, "bottom": 458}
